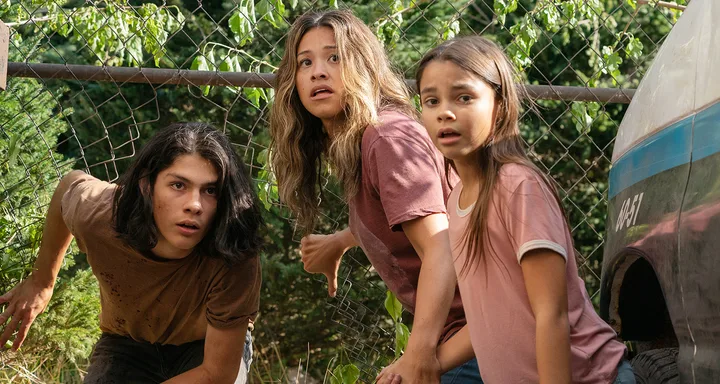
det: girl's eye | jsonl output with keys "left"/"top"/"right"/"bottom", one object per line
{"left": 329, "top": 54, "right": 339, "bottom": 63}
{"left": 299, "top": 58, "right": 311, "bottom": 67}
{"left": 206, "top": 187, "right": 217, "bottom": 196}
{"left": 423, "top": 98, "right": 438, "bottom": 106}
{"left": 458, "top": 95, "right": 473, "bottom": 103}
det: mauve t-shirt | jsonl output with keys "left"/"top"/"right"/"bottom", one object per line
{"left": 349, "top": 109, "right": 466, "bottom": 343}
{"left": 448, "top": 164, "right": 626, "bottom": 383}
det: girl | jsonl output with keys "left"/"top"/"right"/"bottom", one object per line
{"left": 414, "top": 36, "right": 635, "bottom": 383}
{"left": 269, "top": 9, "right": 483, "bottom": 384}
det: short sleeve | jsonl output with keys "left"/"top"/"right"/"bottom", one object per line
{"left": 206, "top": 256, "right": 262, "bottom": 329}
{"left": 61, "top": 173, "right": 113, "bottom": 236}
{"left": 502, "top": 177, "right": 569, "bottom": 264}
{"left": 366, "top": 137, "right": 447, "bottom": 230}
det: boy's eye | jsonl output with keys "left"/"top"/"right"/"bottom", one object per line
{"left": 171, "top": 182, "right": 184, "bottom": 190}
{"left": 329, "top": 54, "right": 339, "bottom": 63}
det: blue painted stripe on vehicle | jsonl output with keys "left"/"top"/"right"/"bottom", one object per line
{"left": 609, "top": 117, "right": 693, "bottom": 199}
{"left": 692, "top": 101, "right": 720, "bottom": 162}
{"left": 609, "top": 100, "right": 720, "bottom": 199}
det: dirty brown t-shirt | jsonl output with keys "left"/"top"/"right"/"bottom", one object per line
{"left": 61, "top": 174, "right": 261, "bottom": 345}
{"left": 349, "top": 110, "right": 466, "bottom": 343}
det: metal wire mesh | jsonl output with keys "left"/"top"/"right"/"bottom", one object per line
{"left": 0, "top": 0, "right": 686, "bottom": 382}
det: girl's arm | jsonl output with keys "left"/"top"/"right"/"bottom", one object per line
{"left": 520, "top": 249, "right": 571, "bottom": 384}
{"left": 436, "top": 325, "right": 475, "bottom": 373}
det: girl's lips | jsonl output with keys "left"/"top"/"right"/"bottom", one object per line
{"left": 310, "top": 91, "right": 334, "bottom": 100}
{"left": 438, "top": 135, "right": 462, "bottom": 146}
{"left": 177, "top": 224, "right": 200, "bottom": 236}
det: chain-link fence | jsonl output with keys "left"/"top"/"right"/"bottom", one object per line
{"left": 0, "top": 0, "right": 686, "bottom": 382}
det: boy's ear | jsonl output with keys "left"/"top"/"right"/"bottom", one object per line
{"left": 139, "top": 177, "right": 151, "bottom": 196}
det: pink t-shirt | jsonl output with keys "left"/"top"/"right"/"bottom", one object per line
{"left": 448, "top": 164, "right": 626, "bottom": 383}
{"left": 349, "top": 109, "right": 466, "bottom": 343}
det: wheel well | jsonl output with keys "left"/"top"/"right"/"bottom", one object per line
{"left": 609, "top": 255, "right": 678, "bottom": 348}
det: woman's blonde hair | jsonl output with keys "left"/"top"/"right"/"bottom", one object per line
{"left": 416, "top": 36, "right": 569, "bottom": 276}
{"left": 270, "top": 9, "right": 414, "bottom": 233}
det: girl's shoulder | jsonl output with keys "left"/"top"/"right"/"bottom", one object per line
{"left": 495, "top": 163, "right": 550, "bottom": 197}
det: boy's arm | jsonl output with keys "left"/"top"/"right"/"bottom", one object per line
{"left": 0, "top": 170, "right": 86, "bottom": 350}
{"left": 163, "top": 320, "right": 249, "bottom": 384}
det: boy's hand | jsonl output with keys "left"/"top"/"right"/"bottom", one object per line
{"left": 0, "top": 276, "right": 54, "bottom": 351}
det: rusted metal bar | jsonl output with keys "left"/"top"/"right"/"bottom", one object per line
{"left": 8, "top": 62, "right": 636, "bottom": 103}
{"left": 7, "top": 62, "right": 275, "bottom": 88}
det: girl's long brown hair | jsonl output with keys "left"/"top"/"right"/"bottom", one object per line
{"left": 269, "top": 9, "right": 414, "bottom": 233}
{"left": 416, "top": 36, "right": 570, "bottom": 276}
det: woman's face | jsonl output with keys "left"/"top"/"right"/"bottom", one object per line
{"left": 295, "top": 26, "right": 345, "bottom": 130}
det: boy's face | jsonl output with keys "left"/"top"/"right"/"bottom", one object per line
{"left": 150, "top": 153, "right": 218, "bottom": 259}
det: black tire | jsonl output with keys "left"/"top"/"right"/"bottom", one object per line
{"left": 631, "top": 348, "right": 679, "bottom": 384}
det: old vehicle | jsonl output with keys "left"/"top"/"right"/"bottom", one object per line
{"left": 599, "top": 0, "right": 719, "bottom": 383}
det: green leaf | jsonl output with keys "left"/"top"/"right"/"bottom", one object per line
{"left": 289, "top": 0, "right": 298, "bottom": 10}
{"left": 7, "top": 134, "right": 21, "bottom": 167}
{"left": 229, "top": 11, "right": 243, "bottom": 35}
{"left": 191, "top": 56, "right": 211, "bottom": 95}
{"left": 384, "top": 290, "right": 402, "bottom": 322}
{"left": 244, "top": 88, "right": 262, "bottom": 108}
{"left": 442, "top": 20, "right": 460, "bottom": 41}
{"left": 330, "top": 0, "right": 339, "bottom": 9}
{"left": 394, "top": 323, "right": 410, "bottom": 358}
{"left": 220, "top": 57, "right": 233, "bottom": 72}
{"left": 331, "top": 364, "right": 360, "bottom": 384}
{"left": 624, "top": 34, "right": 644, "bottom": 60}
{"left": 626, "top": 0, "right": 637, "bottom": 10}
{"left": 571, "top": 102, "right": 593, "bottom": 133}
{"left": 191, "top": 55, "right": 209, "bottom": 71}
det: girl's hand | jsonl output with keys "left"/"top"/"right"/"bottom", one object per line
{"left": 0, "top": 275, "right": 55, "bottom": 351}
{"left": 300, "top": 229, "right": 356, "bottom": 297}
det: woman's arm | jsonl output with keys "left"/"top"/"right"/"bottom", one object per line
{"left": 378, "top": 213, "right": 456, "bottom": 384}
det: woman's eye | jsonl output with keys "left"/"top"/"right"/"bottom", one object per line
{"left": 329, "top": 54, "right": 339, "bottom": 63}
{"left": 299, "top": 58, "right": 311, "bottom": 67}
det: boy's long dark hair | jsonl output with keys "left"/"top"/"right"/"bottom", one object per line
{"left": 112, "top": 122, "right": 263, "bottom": 265}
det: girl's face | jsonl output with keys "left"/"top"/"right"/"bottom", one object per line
{"left": 420, "top": 60, "right": 498, "bottom": 163}
{"left": 295, "top": 26, "right": 345, "bottom": 129}
{"left": 151, "top": 153, "right": 218, "bottom": 259}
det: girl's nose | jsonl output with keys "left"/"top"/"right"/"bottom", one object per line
{"left": 437, "top": 106, "right": 456, "bottom": 122}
